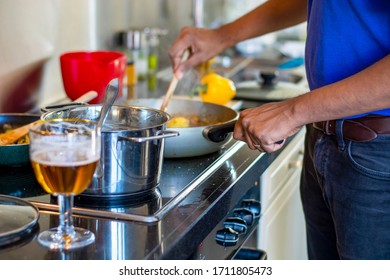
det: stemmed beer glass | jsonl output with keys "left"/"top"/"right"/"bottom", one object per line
{"left": 29, "top": 119, "right": 101, "bottom": 250}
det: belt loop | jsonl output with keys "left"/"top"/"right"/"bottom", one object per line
{"left": 335, "top": 119, "right": 346, "bottom": 150}
{"left": 324, "top": 120, "right": 330, "bottom": 134}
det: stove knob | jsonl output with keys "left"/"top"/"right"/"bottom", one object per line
{"left": 215, "top": 227, "right": 239, "bottom": 247}
{"left": 232, "top": 208, "right": 255, "bottom": 226}
{"left": 241, "top": 199, "right": 261, "bottom": 218}
{"left": 224, "top": 217, "right": 247, "bottom": 234}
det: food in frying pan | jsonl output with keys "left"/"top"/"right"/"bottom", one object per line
{"left": 167, "top": 115, "right": 218, "bottom": 128}
{"left": 167, "top": 117, "right": 190, "bottom": 128}
{"left": 0, "top": 123, "right": 30, "bottom": 144}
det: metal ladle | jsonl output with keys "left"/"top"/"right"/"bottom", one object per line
{"left": 98, "top": 78, "right": 119, "bottom": 130}
{"left": 95, "top": 78, "right": 119, "bottom": 178}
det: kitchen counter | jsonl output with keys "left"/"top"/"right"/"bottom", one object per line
{"left": 0, "top": 130, "right": 304, "bottom": 260}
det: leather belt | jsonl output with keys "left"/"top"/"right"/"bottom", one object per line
{"left": 313, "top": 115, "right": 390, "bottom": 142}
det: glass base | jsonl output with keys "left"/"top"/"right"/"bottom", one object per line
{"left": 38, "top": 227, "right": 95, "bottom": 250}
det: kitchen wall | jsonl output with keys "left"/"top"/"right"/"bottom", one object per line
{"left": 0, "top": 0, "right": 202, "bottom": 112}
{"left": 0, "top": 0, "right": 304, "bottom": 113}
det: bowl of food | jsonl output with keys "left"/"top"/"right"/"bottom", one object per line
{"left": 0, "top": 113, "right": 40, "bottom": 166}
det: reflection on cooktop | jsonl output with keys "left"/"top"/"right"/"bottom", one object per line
{"left": 74, "top": 188, "right": 163, "bottom": 217}
{"left": 0, "top": 164, "right": 45, "bottom": 198}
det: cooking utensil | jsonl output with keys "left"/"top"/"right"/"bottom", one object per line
{"left": 41, "top": 104, "right": 178, "bottom": 198}
{"left": 94, "top": 78, "right": 119, "bottom": 178}
{"left": 160, "top": 50, "right": 189, "bottom": 112}
{"left": 98, "top": 78, "right": 119, "bottom": 130}
{"left": 0, "top": 119, "right": 41, "bottom": 146}
{"left": 160, "top": 76, "right": 179, "bottom": 112}
{"left": 0, "top": 113, "right": 40, "bottom": 166}
{"left": 40, "top": 91, "right": 99, "bottom": 113}
{"left": 74, "top": 90, "right": 98, "bottom": 103}
{"left": 128, "top": 98, "right": 239, "bottom": 158}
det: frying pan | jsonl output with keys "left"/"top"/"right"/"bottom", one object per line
{"left": 0, "top": 113, "right": 40, "bottom": 166}
{"left": 126, "top": 98, "right": 238, "bottom": 158}
{"left": 0, "top": 93, "right": 103, "bottom": 167}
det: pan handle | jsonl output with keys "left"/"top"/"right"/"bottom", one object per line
{"left": 203, "top": 120, "right": 236, "bottom": 143}
{"left": 204, "top": 120, "right": 285, "bottom": 145}
{"left": 41, "top": 102, "right": 88, "bottom": 113}
{"left": 118, "top": 130, "right": 179, "bottom": 143}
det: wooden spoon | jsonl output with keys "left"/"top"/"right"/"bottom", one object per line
{"left": 0, "top": 120, "right": 42, "bottom": 146}
{"left": 0, "top": 91, "right": 99, "bottom": 146}
{"left": 160, "top": 50, "right": 190, "bottom": 112}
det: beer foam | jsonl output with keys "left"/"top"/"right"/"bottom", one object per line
{"left": 31, "top": 148, "right": 99, "bottom": 167}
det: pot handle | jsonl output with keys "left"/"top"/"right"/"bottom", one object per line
{"left": 118, "top": 130, "right": 179, "bottom": 143}
{"left": 41, "top": 102, "right": 88, "bottom": 113}
{"left": 203, "top": 120, "right": 236, "bottom": 143}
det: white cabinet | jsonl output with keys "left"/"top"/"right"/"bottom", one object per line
{"left": 257, "top": 128, "right": 307, "bottom": 260}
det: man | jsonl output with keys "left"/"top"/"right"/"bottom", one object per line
{"left": 169, "top": 0, "right": 390, "bottom": 259}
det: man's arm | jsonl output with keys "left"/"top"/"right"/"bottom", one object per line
{"left": 169, "top": 0, "right": 308, "bottom": 78}
{"left": 233, "top": 55, "right": 390, "bottom": 152}
{"left": 293, "top": 55, "right": 390, "bottom": 123}
{"left": 218, "top": 0, "right": 307, "bottom": 48}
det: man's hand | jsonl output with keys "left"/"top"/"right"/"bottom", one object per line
{"left": 233, "top": 99, "right": 303, "bottom": 153}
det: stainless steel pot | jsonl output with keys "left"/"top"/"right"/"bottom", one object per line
{"left": 41, "top": 105, "right": 178, "bottom": 198}
{"left": 127, "top": 98, "right": 239, "bottom": 158}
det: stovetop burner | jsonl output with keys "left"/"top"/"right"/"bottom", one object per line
{"left": 1, "top": 141, "right": 238, "bottom": 224}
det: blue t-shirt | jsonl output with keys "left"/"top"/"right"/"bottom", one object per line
{"left": 305, "top": 0, "right": 390, "bottom": 118}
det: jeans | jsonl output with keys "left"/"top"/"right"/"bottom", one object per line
{"left": 300, "top": 123, "right": 390, "bottom": 259}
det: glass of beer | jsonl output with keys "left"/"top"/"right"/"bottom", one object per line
{"left": 29, "top": 119, "right": 101, "bottom": 250}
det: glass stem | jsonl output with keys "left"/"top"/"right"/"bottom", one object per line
{"left": 57, "top": 194, "right": 75, "bottom": 237}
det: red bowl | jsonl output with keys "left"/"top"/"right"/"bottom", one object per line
{"left": 60, "top": 51, "right": 126, "bottom": 104}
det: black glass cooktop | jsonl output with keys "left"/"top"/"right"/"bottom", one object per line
{"left": 1, "top": 141, "right": 239, "bottom": 224}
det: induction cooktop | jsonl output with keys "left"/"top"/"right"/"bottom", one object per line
{"left": 0, "top": 140, "right": 241, "bottom": 224}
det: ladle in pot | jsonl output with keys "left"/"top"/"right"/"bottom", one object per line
{"left": 94, "top": 78, "right": 119, "bottom": 178}
{"left": 98, "top": 78, "right": 119, "bottom": 130}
